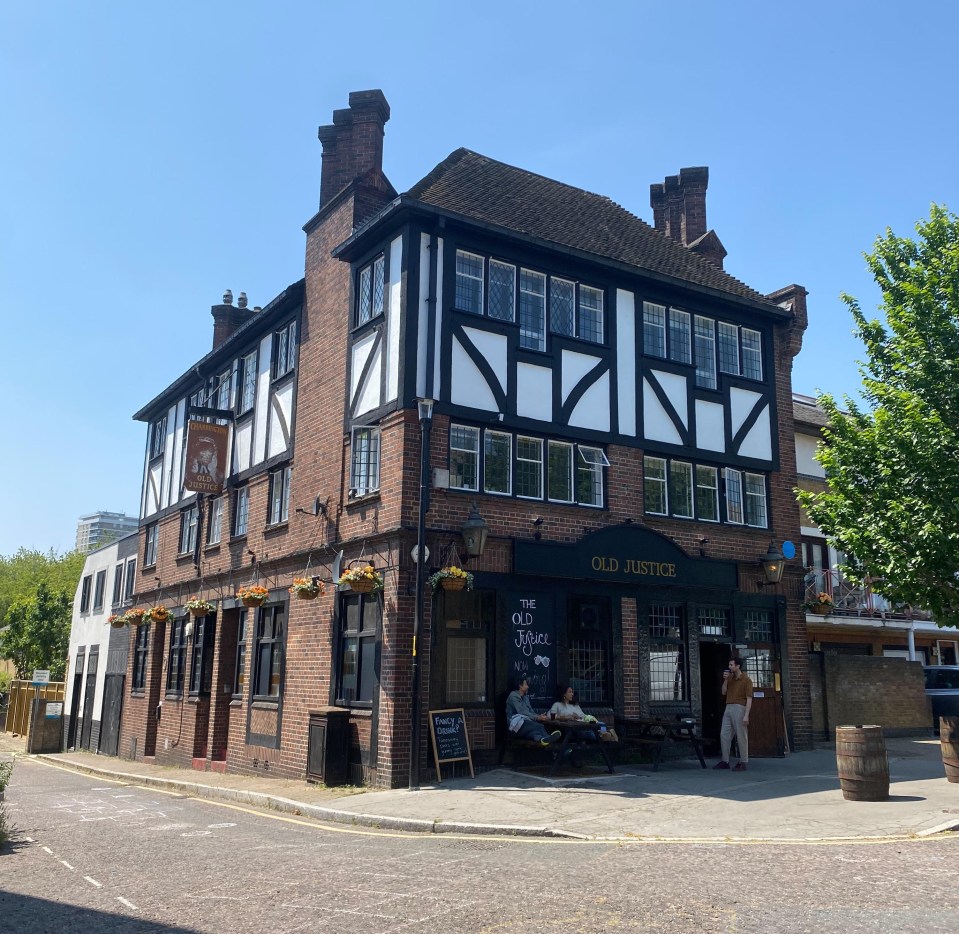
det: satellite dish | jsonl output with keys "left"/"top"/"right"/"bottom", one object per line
{"left": 782, "top": 540, "right": 796, "bottom": 560}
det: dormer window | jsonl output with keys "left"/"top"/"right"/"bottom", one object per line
{"left": 356, "top": 254, "right": 385, "bottom": 326}
{"left": 273, "top": 320, "right": 297, "bottom": 379}
{"left": 149, "top": 416, "right": 167, "bottom": 459}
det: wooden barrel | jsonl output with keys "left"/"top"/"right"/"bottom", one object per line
{"left": 836, "top": 725, "right": 889, "bottom": 801}
{"left": 941, "top": 717, "right": 959, "bottom": 783}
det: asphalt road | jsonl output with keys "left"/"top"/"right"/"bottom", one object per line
{"left": 1, "top": 756, "right": 956, "bottom": 933}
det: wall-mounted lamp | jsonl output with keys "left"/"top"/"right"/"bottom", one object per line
{"left": 758, "top": 541, "right": 786, "bottom": 585}
{"left": 461, "top": 502, "right": 489, "bottom": 558}
{"left": 699, "top": 537, "right": 709, "bottom": 558}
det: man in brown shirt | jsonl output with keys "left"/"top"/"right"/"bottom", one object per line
{"left": 714, "top": 656, "right": 753, "bottom": 771}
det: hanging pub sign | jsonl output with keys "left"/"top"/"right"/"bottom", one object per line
{"left": 184, "top": 421, "right": 229, "bottom": 494}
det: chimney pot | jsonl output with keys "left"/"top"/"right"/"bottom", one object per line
{"left": 237, "top": 292, "right": 248, "bottom": 309}
{"left": 222, "top": 289, "right": 233, "bottom": 305}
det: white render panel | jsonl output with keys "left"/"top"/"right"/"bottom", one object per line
{"left": 235, "top": 418, "right": 253, "bottom": 473}
{"left": 267, "top": 382, "right": 294, "bottom": 459}
{"left": 616, "top": 289, "right": 636, "bottom": 436}
{"left": 643, "top": 378, "right": 683, "bottom": 445}
{"left": 730, "top": 387, "right": 762, "bottom": 437}
{"left": 146, "top": 461, "right": 162, "bottom": 515}
{"left": 350, "top": 331, "right": 382, "bottom": 415}
{"left": 252, "top": 334, "right": 272, "bottom": 465}
{"left": 451, "top": 335, "right": 498, "bottom": 411}
{"left": 386, "top": 235, "right": 402, "bottom": 403}
{"left": 651, "top": 370, "right": 688, "bottom": 429}
{"left": 516, "top": 363, "right": 552, "bottom": 421}
{"left": 695, "top": 400, "right": 726, "bottom": 452}
{"left": 463, "top": 326, "right": 508, "bottom": 394}
{"left": 561, "top": 349, "right": 602, "bottom": 405}
{"left": 738, "top": 404, "right": 772, "bottom": 460}
{"left": 168, "top": 401, "right": 185, "bottom": 508}
{"left": 417, "top": 232, "right": 430, "bottom": 399}
{"left": 569, "top": 371, "right": 610, "bottom": 431}
{"left": 795, "top": 434, "right": 823, "bottom": 478}
{"left": 434, "top": 236, "right": 444, "bottom": 396}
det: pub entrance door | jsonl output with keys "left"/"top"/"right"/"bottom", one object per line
{"left": 698, "top": 642, "right": 731, "bottom": 750}
{"left": 741, "top": 647, "right": 786, "bottom": 757}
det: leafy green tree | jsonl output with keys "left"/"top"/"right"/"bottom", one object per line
{"left": 0, "top": 584, "right": 72, "bottom": 681}
{"left": 0, "top": 548, "right": 84, "bottom": 623}
{"left": 798, "top": 204, "right": 959, "bottom": 625}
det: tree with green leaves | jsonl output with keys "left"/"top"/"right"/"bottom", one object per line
{"left": 0, "top": 548, "right": 84, "bottom": 624}
{"left": 798, "top": 204, "right": 959, "bottom": 626}
{"left": 0, "top": 583, "right": 72, "bottom": 681}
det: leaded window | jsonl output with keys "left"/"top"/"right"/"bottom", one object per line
{"left": 576, "top": 446, "right": 608, "bottom": 508}
{"left": 718, "top": 321, "right": 740, "bottom": 375}
{"left": 649, "top": 605, "right": 686, "bottom": 702}
{"left": 643, "top": 302, "right": 667, "bottom": 357}
{"left": 488, "top": 259, "right": 515, "bottom": 321}
{"left": 484, "top": 430, "right": 511, "bottom": 495}
{"left": 695, "top": 465, "right": 719, "bottom": 522}
{"left": 515, "top": 436, "right": 543, "bottom": 499}
{"left": 742, "top": 328, "right": 763, "bottom": 380}
{"left": 357, "top": 255, "right": 385, "bottom": 325}
{"left": 519, "top": 268, "right": 546, "bottom": 351}
{"left": 669, "top": 308, "right": 692, "bottom": 364}
{"left": 350, "top": 428, "right": 380, "bottom": 496}
{"left": 725, "top": 469, "right": 744, "bottom": 524}
{"left": 239, "top": 350, "right": 257, "bottom": 414}
{"left": 694, "top": 315, "right": 717, "bottom": 389}
{"left": 744, "top": 472, "right": 768, "bottom": 528}
{"left": 450, "top": 424, "right": 480, "bottom": 491}
{"left": 644, "top": 457, "right": 668, "bottom": 515}
{"left": 233, "top": 486, "right": 250, "bottom": 536}
{"left": 670, "top": 461, "right": 694, "bottom": 518}
{"left": 578, "top": 286, "right": 603, "bottom": 344}
{"left": 150, "top": 416, "right": 167, "bottom": 459}
{"left": 455, "top": 250, "right": 484, "bottom": 314}
{"left": 547, "top": 440, "right": 573, "bottom": 503}
{"left": 550, "top": 277, "right": 575, "bottom": 336}
{"left": 273, "top": 319, "right": 297, "bottom": 379}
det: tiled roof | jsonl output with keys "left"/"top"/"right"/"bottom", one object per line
{"left": 405, "top": 149, "right": 773, "bottom": 306}
{"left": 793, "top": 394, "right": 831, "bottom": 431}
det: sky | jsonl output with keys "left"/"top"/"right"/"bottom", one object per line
{"left": 2, "top": 1, "right": 957, "bottom": 557}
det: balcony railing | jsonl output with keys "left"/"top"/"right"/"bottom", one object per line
{"left": 801, "top": 568, "right": 933, "bottom": 621}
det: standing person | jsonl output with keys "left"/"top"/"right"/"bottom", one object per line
{"left": 714, "top": 656, "right": 753, "bottom": 771}
{"left": 505, "top": 677, "right": 561, "bottom": 746}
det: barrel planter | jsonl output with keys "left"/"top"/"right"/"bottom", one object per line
{"left": 836, "top": 725, "right": 889, "bottom": 801}
{"left": 940, "top": 717, "right": 959, "bottom": 783}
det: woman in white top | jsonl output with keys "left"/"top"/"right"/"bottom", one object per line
{"left": 549, "top": 685, "right": 587, "bottom": 720}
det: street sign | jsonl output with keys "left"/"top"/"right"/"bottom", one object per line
{"left": 32, "top": 669, "right": 51, "bottom": 686}
{"left": 411, "top": 545, "right": 430, "bottom": 564}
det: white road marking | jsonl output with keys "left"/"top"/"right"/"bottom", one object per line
{"left": 41, "top": 846, "right": 53, "bottom": 854}
{"left": 117, "top": 897, "right": 139, "bottom": 910}
{"left": 207, "top": 822, "right": 236, "bottom": 829}
{"left": 24, "top": 837, "right": 34, "bottom": 843}
{"left": 112, "top": 794, "right": 136, "bottom": 798}
{"left": 181, "top": 830, "right": 213, "bottom": 837}
{"left": 84, "top": 876, "right": 102, "bottom": 888}
{"left": 61, "top": 860, "right": 75, "bottom": 870}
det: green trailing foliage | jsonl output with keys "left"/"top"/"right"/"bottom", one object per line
{"left": 798, "top": 205, "right": 959, "bottom": 626}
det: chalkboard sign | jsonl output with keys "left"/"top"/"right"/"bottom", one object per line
{"left": 428, "top": 708, "right": 474, "bottom": 781}
{"left": 505, "top": 591, "right": 556, "bottom": 708}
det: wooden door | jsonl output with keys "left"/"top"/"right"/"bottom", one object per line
{"left": 742, "top": 648, "right": 785, "bottom": 757}
{"left": 67, "top": 649, "right": 85, "bottom": 749}
{"left": 80, "top": 647, "right": 99, "bottom": 750}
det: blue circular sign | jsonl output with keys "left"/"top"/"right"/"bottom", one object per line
{"left": 782, "top": 540, "right": 796, "bottom": 560}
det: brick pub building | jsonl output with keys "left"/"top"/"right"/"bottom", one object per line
{"left": 118, "top": 90, "right": 812, "bottom": 787}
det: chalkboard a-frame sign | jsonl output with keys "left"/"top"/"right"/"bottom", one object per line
{"left": 428, "top": 708, "right": 474, "bottom": 781}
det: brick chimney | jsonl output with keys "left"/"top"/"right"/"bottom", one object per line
{"left": 318, "top": 89, "right": 390, "bottom": 209}
{"left": 211, "top": 289, "right": 254, "bottom": 351}
{"left": 650, "top": 166, "right": 726, "bottom": 268}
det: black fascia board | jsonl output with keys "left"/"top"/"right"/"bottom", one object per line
{"left": 132, "top": 278, "right": 305, "bottom": 423}
{"left": 332, "top": 196, "right": 790, "bottom": 320}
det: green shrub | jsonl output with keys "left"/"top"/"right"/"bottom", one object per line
{"left": 0, "top": 760, "right": 13, "bottom": 793}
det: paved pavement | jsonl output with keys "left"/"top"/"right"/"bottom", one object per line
{"left": 3, "top": 731, "right": 957, "bottom": 843}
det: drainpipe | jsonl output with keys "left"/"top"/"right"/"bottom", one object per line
{"left": 907, "top": 622, "right": 917, "bottom": 661}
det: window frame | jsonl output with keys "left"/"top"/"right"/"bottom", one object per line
{"left": 668, "top": 308, "right": 692, "bottom": 364}
{"left": 166, "top": 616, "right": 188, "bottom": 694}
{"left": 643, "top": 302, "right": 667, "bottom": 358}
{"left": 233, "top": 610, "right": 248, "bottom": 697}
{"left": 124, "top": 558, "right": 137, "bottom": 600}
{"left": 272, "top": 319, "right": 297, "bottom": 380}
{"left": 268, "top": 466, "right": 292, "bottom": 525}
{"left": 349, "top": 428, "right": 380, "bottom": 497}
{"left": 206, "top": 496, "right": 223, "bottom": 545}
{"left": 356, "top": 254, "right": 386, "bottom": 326}
{"left": 252, "top": 605, "right": 285, "bottom": 700}
{"left": 643, "top": 456, "right": 668, "bottom": 516}
{"left": 93, "top": 569, "right": 107, "bottom": 611}
{"left": 238, "top": 349, "right": 258, "bottom": 416}
{"left": 335, "top": 593, "right": 380, "bottom": 707}
{"left": 515, "top": 435, "right": 544, "bottom": 500}
{"left": 449, "top": 424, "right": 480, "bottom": 492}
{"left": 178, "top": 504, "right": 199, "bottom": 556}
{"left": 483, "top": 430, "right": 512, "bottom": 496}
{"left": 233, "top": 486, "right": 250, "bottom": 537}
{"left": 576, "top": 445, "right": 609, "bottom": 508}
{"left": 488, "top": 258, "right": 516, "bottom": 322}
{"left": 79, "top": 574, "right": 92, "bottom": 613}
{"left": 112, "top": 562, "right": 124, "bottom": 607}
{"left": 149, "top": 416, "right": 167, "bottom": 460}
{"left": 694, "top": 315, "right": 717, "bottom": 389}
{"left": 743, "top": 471, "right": 769, "bottom": 528}
{"left": 648, "top": 604, "right": 688, "bottom": 704}
{"left": 189, "top": 613, "right": 216, "bottom": 696}
{"left": 132, "top": 622, "right": 150, "bottom": 691}
{"left": 695, "top": 465, "right": 720, "bottom": 522}
{"left": 518, "top": 267, "right": 547, "bottom": 351}
{"left": 547, "top": 440, "right": 574, "bottom": 504}
{"left": 669, "top": 460, "right": 694, "bottom": 519}
{"left": 454, "top": 249, "right": 484, "bottom": 315}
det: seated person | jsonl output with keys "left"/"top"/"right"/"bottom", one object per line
{"left": 505, "top": 677, "right": 561, "bottom": 746}
{"left": 548, "top": 686, "right": 599, "bottom": 740}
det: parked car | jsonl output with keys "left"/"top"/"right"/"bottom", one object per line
{"left": 923, "top": 666, "right": 959, "bottom": 731}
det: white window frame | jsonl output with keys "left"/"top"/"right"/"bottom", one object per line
{"left": 515, "top": 436, "right": 544, "bottom": 499}
{"left": 455, "top": 249, "right": 484, "bottom": 315}
{"left": 144, "top": 523, "right": 159, "bottom": 566}
{"left": 150, "top": 416, "right": 167, "bottom": 459}
{"left": 669, "top": 308, "right": 691, "bottom": 364}
{"left": 695, "top": 315, "right": 717, "bottom": 389}
{"left": 488, "top": 258, "right": 515, "bottom": 322}
{"left": 214, "top": 366, "right": 233, "bottom": 410}
{"left": 643, "top": 302, "right": 667, "bottom": 358}
{"left": 695, "top": 465, "right": 720, "bottom": 522}
{"left": 744, "top": 472, "right": 768, "bottom": 528}
{"left": 577, "top": 445, "right": 609, "bottom": 507}
{"left": 483, "top": 430, "right": 512, "bottom": 495}
{"left": 239, "top": 350, "right": 257, "bottom": 414}
{"left": 547, "top": 440, "right": 574, "bottom": 503}
{"left": 449, "top": 424, "right": 480, "bottom": 492}
{"left": 233, "top": 486, "right": 250, "bottom": 537}
{"left": 273, "top": 319, "right": 297, "bottom": 380}
{"left": 742, "top": 328, "right": 763, "bottom": 380}
{"left": 268, "top": 466, "right": 292, "bottom": 525}
{"left": 577, "top": 285, "right": 604, "bottom": 345}
{"left": 124, "top": 557, "right": 136, "bottom": 600}
{"left": 718, "top": 321, "right": 740, "bottom": 376}
{"left": 644, "top": 457, "right": 668, "bottom": 515}
{"left": 350, "top": 427, "right": 381, "bottom": 496}
{"left": 669, "top": 460, "right": 694, "bottom": 518}
{"left": 179, "top": 504, "right": 198, "bottom": 555}
{"left": 549, "top": 276, "right": 575, "bottom": 337}
{"left": 207, "top": 496, "right": 223, "bottom": 545}
{"left": 519, "top": 268, "right": 546, "bottom": 351}
{"left": 724, "top": 468, "right": 744, "bottom": 525}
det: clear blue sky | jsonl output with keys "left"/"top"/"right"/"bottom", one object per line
{"left": 2, "top": 2, "right": 956, "bottom": 556}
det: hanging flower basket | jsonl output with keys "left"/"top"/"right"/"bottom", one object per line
{"left": 148, "top": 605, "right": 169, "bottom": 623}
{"left": 125, "top": 608, "right": 148, "bottom": 626}
{"left": 338, "top": 565, "right": 383, "bottom": 594}
{"left": 185, "top": 596, "right": 214, "bottom": 618}
{"left": 237, "top": 585, "right": 269, "bottom": 608}
{"left": 108, "top": 613, "right": 127, "bottom": 629}
{"left": 289, "top": 577, "right": 325, "bottom": 600}
{"left": 804, "top": 592, "right": 834, "bottom": 616}
{"left": 428, "top": 566, "right": 474, "bottom": 593}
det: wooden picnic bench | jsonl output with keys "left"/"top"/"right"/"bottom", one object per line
{"left": 619, "top": 716, "right": 707, "bottom": 771}
{"left": 500, "top": 718, "right": 616, "bottom": 777}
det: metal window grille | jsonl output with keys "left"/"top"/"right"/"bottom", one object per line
{"left": 744, "top": 610, "right": 774, "bottom": 643}
{"left": 743, "top": 649, "right": 774, "bottom": 688}
{"left": 446, "top": 638, "right": 487, "bottom": 703}
{"left": 643, "top": 302, "right": 666, "bottom": 357}
{"left": 488, "top": 259, "right": 515, "bottom": 321}
{"left": 649, "top": 605, "right": 682, "bottom": 640}
{"left": 569, "top": 639, "right": 607, "bottom": 703}
{"left": 649, "top": 646, "right": 687, "bottom": 702}
{"left": 698, "top": 607, "right": 730, "bottom": 638}
{"left": 577, "top": 286, "right": 603, "bottom": 344}
{"left": 550, "top": 277, "right": 575, "bottom": 336}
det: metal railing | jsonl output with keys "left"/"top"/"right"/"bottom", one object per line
{"left": 801, "top": 568, "right": 932, "bottom": 621}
